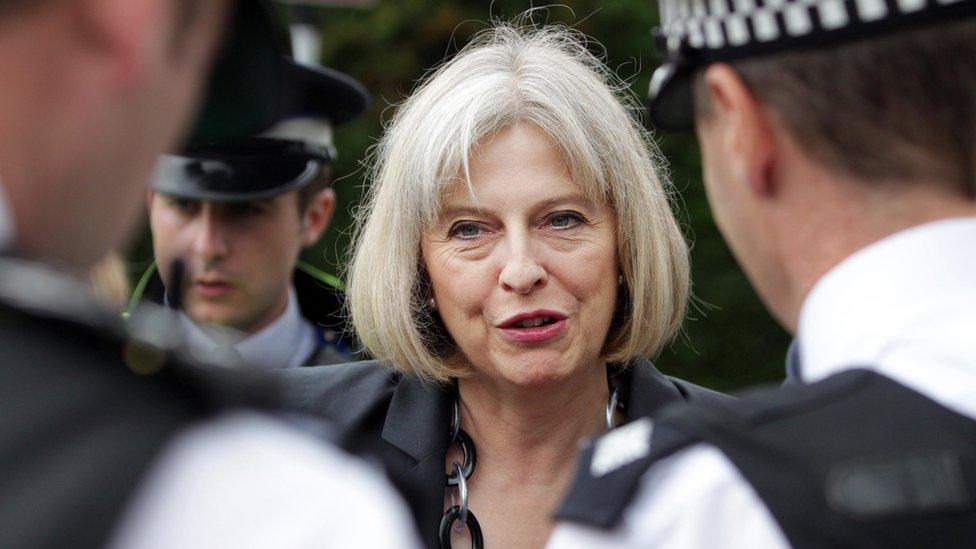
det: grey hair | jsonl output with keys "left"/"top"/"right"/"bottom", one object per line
{"left": 348, "top": 23, "right": 689, "bottom": 382}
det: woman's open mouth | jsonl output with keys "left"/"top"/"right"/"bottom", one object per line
{"left": 498, "top": 311, "right": 568, "bottom": 343}
{"left": 512, "top": 316, "right": 556, "bottom": 328}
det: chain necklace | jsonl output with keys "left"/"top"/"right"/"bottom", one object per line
{"left": 438, "top": 386, "right": 623, "bottom": 549}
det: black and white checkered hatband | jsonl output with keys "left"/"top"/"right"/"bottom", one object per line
{"left": 649, "top": 0, "right": 976, "bottom": 131}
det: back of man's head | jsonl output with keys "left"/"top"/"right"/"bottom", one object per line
{"left": 647, "top": 1, "right": 976, "bottom": 328}
{"left": 693, "top": 17, "right": 976, "bottom": 196}
{"left": 0, "top": 0, "right": 304, "bottom": 272}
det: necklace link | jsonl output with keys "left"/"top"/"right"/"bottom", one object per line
{"left": 440, "top": 387, "right": 622, "bottom": 547}
{"left": 606, "top": 386, "right": 622, "bottom": 430}
{"left": 441, "top": 396, "right": 483, "bottom": 548}
{"left": 451, "top": 462, "right": 470, "bottom": 530}
{"left": 446, "top": 398, "right": 476, "bottom": 487}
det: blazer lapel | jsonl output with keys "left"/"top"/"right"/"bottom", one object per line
{"left": 381, "top": 376, "right": 453, "bottom": 548}
{"left": 622, "top": 358, "right": 685, "bottom": 421}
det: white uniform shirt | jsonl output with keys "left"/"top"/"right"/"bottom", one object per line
{"left": 178, "top": 287, "right": 318, "bottom": 369}
{"left": 108, "top": 412, "right": 420, "bottom": 549}
{"left": 548, "top": 217, "right": 976, "bottom": 549}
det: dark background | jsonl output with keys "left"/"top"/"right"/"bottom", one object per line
{"left": 130, "top": 1, "right": 789, "bottom": 392}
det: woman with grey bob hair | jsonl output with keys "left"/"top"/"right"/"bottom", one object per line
{"left": 281, "top": 22, "right": 729, "bottom": 549}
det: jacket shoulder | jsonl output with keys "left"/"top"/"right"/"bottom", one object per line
{"left": 303, "top": 341, "right": 353, "bottom": 367}
{"left": 556, "top": 369, "right": 897, "bottom": 531}
{"left": 623, "top": 358, "right": 734, "bottom": 420}
{"left": 667, "top": 376, "right": 736, "bottom": 406}
{"left": 277, "top": 360, "right": 397, "bottom": 434}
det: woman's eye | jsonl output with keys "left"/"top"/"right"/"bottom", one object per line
{"left": 548, "top": 212, "right": 584, "bottom": 229}
{"left": 450, "top": 223, "right": 483, "bottom": 239}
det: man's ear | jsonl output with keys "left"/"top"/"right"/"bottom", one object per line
{"left": 73, "top": 0, "right": 164, "bottom": 92}
{"left": 300, "top": 188, "right": 336, "bottom": 247}
{"left": 700, "top": 63, "right": 777, "bottom": 197}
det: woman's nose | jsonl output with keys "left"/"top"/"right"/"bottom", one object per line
{"left": 498, "top": 239, "right": 547, "bottom": 294}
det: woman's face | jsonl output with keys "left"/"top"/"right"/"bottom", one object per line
{"left": 421, "top": 123, "right": 619, "bottom": 388}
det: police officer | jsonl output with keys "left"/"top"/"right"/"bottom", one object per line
{"left": 0, "top": 1, "right": 415, "bottom": 547}
{"left": 549, "top": 1, "right": 976, "bottom": 547}
{"left": 141, "top": 58, "right": 369, "bottom": 368}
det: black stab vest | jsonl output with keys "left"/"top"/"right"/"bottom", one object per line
{"left": 557, "top": 369, "right": 976, "bottom": 548}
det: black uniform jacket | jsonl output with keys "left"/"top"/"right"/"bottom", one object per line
{"left": 278, "top": 358, "right": 731, "bottom": 548}
{"left": 0, "top": 257, "right": 282, "bottom": 548}
{"left": 139, "top": 264, "right": 351, "bottom": 365}
{"left": 556, "top": 369, "right": 976, "bottom": 547}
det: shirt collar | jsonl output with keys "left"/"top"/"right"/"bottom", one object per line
{"left": 797, "top": 217, "right": 976, "bottom": 408}
{"left": 178, "top": 287, "right": 316, "bottom": 369}
{"left": 0, "top": 178, "right": 16, "bottom": 253}
{"left": 782, "top": 339, "right": 804, "bottom": 387}
{"left": 379, "top": 359, "right": 688, "bottom": 463}
{"left": 235, "top": 287, "right": 316, "bottom": 368}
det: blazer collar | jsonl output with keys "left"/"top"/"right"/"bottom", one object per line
{"left": 381, "top": 374, "right": 454, "bottom": 462}
{"left": 380, "top": 358, "right": 683, "bottom": 461}
{"left": 616, "top": 358, "right": 685, "bottom": 421}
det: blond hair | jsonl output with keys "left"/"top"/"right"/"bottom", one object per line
{"left": 348, "top": 23, "right": 689, "bottom": 382}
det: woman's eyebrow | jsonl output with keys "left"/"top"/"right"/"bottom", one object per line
{"left": 439, "top": 205, "right": 488, "bottom": 219}
{"left": 530, "top": 194, "right": 590, "bottom": 213}
{"left": 440, "top": 194, "right": 592, "bottom": 219}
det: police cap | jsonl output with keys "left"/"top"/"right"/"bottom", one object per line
{"left": 649, "top": 0, "right": 976, "bottom": 132}
{"left": 155, "top": 58, "right": 370, "bottom": 202}
{"left": 187, "top": 0, "right": 291, "bottom": 146}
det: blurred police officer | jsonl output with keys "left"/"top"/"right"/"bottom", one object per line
{"left": 142, "top": 60, "right": 368, "bottom": 368}
{"left": 549, "top": 2, "right": 976, "bottom": 548}
{"left": 0, "top": 1, "right": 416, "bottom": 547}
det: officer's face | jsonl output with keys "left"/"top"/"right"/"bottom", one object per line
{"left": 421, "top": 123, "right": 619, "bottom": 390}
{"left": 149, "top": 191, "right": 324, "bottom": 334}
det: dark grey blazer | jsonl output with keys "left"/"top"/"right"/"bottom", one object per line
{"left": 277, "top": 358, "right": 730, "bottom": 549}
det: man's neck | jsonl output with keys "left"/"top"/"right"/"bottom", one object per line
{"left": 236, "top": 286, "right": 302, "bottom": 344}
{"left": 771, "top": 166, "right": 976, "bottom": 332}
{"left": 795, "top": 217, "right": 976, "bottom": 419}
{"left": 239, "top": 288, "right": 292, "bottom": 337}
{"left": 178, "top": 286, "right": 316, "bottom": 369}
{"left": 232, "top": 286, "right": 317, "bottom": 369}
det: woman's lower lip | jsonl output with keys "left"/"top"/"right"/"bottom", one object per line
{"left": 499, "top": 318, "right": 567, "bottom": 343}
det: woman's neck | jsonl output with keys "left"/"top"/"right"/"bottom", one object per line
{"left": 448, "top": 365, "right": 610, "bottom": 548}
{"left": 456, "top": 364, "right": 609, "bottom": 484}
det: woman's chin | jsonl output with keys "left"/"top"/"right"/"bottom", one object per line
{"left": 493, "top": 353, "right": 591, "bottom": 389}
